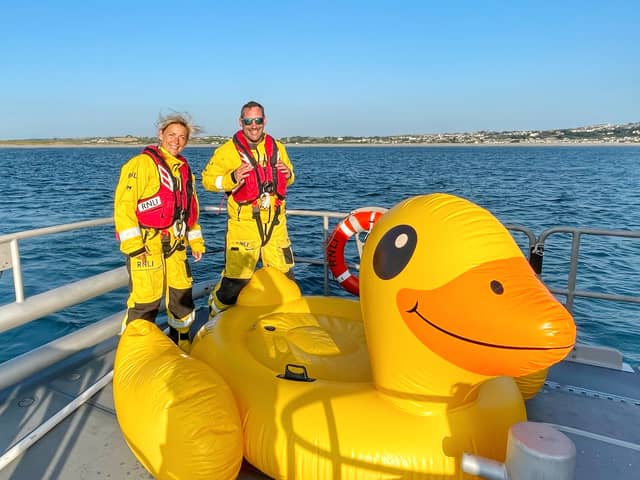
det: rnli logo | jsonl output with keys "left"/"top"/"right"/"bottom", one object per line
{"left": 138, "top": 196, "right": 162, "bottom": 212}
{"left": 136, "top": 258, "right": 155, "bottom": 268}
{"left": 326, "top": 236, "right": 339, "bottom": 268}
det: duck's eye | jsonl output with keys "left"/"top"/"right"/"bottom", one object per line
{"left": 490, "top": 280, "right": 504, "bottom": 295}
{"left": 372, "top": 225, "right": 417, "bottom": 280}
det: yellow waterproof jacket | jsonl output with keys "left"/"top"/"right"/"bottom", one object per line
{"left": 114, "top": 146, "right": 205, "bottom": 255}
{"left": 201, "top": 135, "right": 294, "bottom": 221}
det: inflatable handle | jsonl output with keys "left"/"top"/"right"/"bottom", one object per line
{"left": 277, "top": 363, "right": 316, "bottom": 382}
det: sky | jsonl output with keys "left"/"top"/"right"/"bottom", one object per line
{"left": 1, "top": 1, "right": 638, "bottom": 139}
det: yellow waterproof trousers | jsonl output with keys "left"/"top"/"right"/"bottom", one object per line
{"left": 124, "top": 230, "right": 195, "bottom": 330}
{"left": 209, "top": 212, "right": 294, "bottom": 313}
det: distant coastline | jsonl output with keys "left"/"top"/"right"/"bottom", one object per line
{"left": 1, "top": 141, "right": 639, "bottom": 149}
{"left": 1, "top": 121, "right": 638, "bottom": 148}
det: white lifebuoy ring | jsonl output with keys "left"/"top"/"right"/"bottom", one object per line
{"left": 326, "top": 207, "right": 387, "bottom": 296}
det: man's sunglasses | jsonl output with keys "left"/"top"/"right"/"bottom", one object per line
{"left": 242, "top": 117, "right": 264, "bottom": 126}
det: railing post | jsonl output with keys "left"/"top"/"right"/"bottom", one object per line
{"left": 323, "top": 215, "right": 329, "bottom": 295}
{"left": 10, "top": 239, "right": 24, "bottom": 303}
{"left": 565, "top": 232, "right": 581, "bottom": 312}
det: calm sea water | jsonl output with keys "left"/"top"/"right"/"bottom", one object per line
{"left": 1, "top": 145, "right": 640, "bottom": 368}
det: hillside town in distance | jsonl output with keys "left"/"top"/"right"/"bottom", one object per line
{"left": 280, "top": 122, "right": 640, "bottom": 145}
{"left": 1, "top": 122, "right": 639, "bottom": 147}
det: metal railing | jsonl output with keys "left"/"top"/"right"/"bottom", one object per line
{"left": 0, "top": 218, "right": 114, "bottom": 303}
{"left": 1, "top": 208, "right": 639, "bottom": 389}
{"left": 532, "top": 227, "right": 640, "bottom": 312}
{"left": 202, "top": 205, "right": 350, "bottom": 295}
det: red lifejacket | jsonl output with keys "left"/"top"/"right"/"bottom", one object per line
{"left": 135, "top": 146, "right": 198, "bottom": 230}
{"left": 230, "top": 132, "right": 288, "bottom": 205}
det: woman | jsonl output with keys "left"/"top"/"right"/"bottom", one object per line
{"left": 114, "top": 113, "right": 205, "bottom": 352}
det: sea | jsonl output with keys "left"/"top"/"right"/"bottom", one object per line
{"left": 1, "top": 145, "right": 640, "bottom": 369}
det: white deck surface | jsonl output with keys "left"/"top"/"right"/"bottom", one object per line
{"left": 1, "top": 334, "right": 638, "bottom": 480}
{"left": 0, "top": 340, "right": 270, "bottom": 480}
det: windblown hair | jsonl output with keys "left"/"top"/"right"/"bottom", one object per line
{"left": 157, "top": 112, "right": 202, "bottom": 139}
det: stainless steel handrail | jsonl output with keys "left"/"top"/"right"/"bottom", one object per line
{"left": 1, "top": 207, "right": 639, "bottom": 381}
{"left": 202, "top": 205, "right": 348, "bottom": 295}
{"left": 0, "top": 281, "right": 213, "bottom": 391}
{"left": 0, "top": 267, "right": 128, "bottom": 335}
{"left": 535, "top": 227, "right": 640, "bottom": 312}
{"left": 0, "top": 218, "right": 113, "bottom": 302}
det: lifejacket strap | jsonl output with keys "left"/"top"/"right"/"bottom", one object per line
{"left": 128, "top": 246, "right": 147, "bottom": 257}
{"left": 252, "top": 204, "right": 282, "bottom": 247}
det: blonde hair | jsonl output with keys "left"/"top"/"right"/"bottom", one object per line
{"left": 157, "top": 112, "right": 202, "bottom": 139}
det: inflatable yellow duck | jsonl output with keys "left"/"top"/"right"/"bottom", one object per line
{"left": 114, "top": 193, "right": 576, "bottom": 480}
{"left": 190, "top": 193, "right": 576, "bottom": 479}
{"left": 113, "top": 320, "right": 243, "bottom": 480}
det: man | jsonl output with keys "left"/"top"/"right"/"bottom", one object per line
{"left": 114, "top": 113, "right": 205, "bottom": 352}
{"left": 202, "top": 101, "right": 295, "bottom": 316}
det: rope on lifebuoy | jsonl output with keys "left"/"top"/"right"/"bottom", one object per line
{"left": 326, "top": 207, "right": 387, "bottom": 296}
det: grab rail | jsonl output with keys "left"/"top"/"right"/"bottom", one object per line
{"left": 2, "top": 211, "right": 639, "bottom": 325}
{"left": 0, "top": 218, "right": 113, "bottom": 303}
{"left": 202, "top": 205, "right": 348, "bottom": 295}
{"left": 532, "top": 227, "right": 640, "bottom": 311}
{"left": 1, "top": 207, "right": 640, "bottom": 384}
{"left": 0, "top": 267, "right": 127, "bottom": 335}
{"left": 0, "top": 209, "right": 349, "bottom": 387}
{"left": 0, "top": 281, "right": 212, "bottom": 391}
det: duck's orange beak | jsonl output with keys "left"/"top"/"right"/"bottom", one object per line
{"left": 398, "top": 257, "right": 576, "bottom": 377}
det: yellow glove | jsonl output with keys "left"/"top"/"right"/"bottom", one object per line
{"left": 188, "top": 236, "right": 205, "bottom": 254}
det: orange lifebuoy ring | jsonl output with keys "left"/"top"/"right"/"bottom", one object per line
{"left": 326, "top": 208, "right": 387, "bottom": 296}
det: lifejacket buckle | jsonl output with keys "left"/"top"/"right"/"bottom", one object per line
{"left": 173, "top": 219, "right": 186, "bottom": 238}
{"left": 263, "top": 181, "right": 274, "bottom": 194}
{"left": 160, "top": 230, "right": 172, "bottom": 256}
{"left": 259, "top": 192, "right": 271, "bottom": 209}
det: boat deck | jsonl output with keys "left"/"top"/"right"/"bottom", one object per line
{"left": 0, "top": 335, "right": 268, "bottom": 480}
{"left": 1, "top": 310, "right": 638, "bottom": 479}
{"left": 527, "top": 360, "right": 640, "bottom": 479}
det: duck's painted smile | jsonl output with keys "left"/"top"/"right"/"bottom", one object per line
{"left": 396, "top": 257, "right": 576, "bottom": 376}
{"left": 407, "top": 301, "right": 564, "bottom": 351}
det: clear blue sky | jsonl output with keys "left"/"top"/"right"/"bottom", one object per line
{"left": 1, "top": 1, "right": 638, "bottom": 139}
